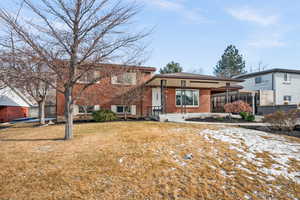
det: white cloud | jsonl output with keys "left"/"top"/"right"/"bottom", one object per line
{"left": 140, "top": 0, "right": 209, "bottom": 24}
{"left": 226, "top": 6, "right": 279, "bottom": 26}
{"left": 247, "top": 33, "right": 286, "bottom": 48}
{"left": 248, "top": 40, "right": 285, "bottom": 48}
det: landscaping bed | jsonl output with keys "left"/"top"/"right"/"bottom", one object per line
{"left": 186, "top": 116, "right": 258, "bottom": 123}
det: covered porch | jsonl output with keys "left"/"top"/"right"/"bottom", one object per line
{"left": 145, "top": 73, "right": 243, "bottom": 119}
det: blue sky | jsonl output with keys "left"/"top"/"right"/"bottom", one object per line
{"left": 136, "top": 0, "right": 300, "bottom": 74}
{"left": 2, "top": 0, "right": 300, "bottom": 75}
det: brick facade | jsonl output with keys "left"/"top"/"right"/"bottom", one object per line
{"left": 164, "top": 88, "right": 211, "bottom": 113}
{"left": 0, "top": 106, "right": 29, "bottom": 122}
{"left": 56, "top": 66, "right": 217, "bottom": 120}
{"left": 56, "top": 71, "right": 154, "bottom": 120}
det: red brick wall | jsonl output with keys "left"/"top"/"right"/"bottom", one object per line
{"left": 164, "top": 88, "right": 211, "bottom": 113}
{"left": 56, "top": 72, "right": 153, "bottom": 119}
{"left": 0, "top": 106, "right": 29, "bottom": 122}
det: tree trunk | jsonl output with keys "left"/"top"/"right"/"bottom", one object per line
{"left": 38, "top": 99, "right": 46, "bottom": 125}
{"left": 124, "top": 111, "right": 127, "bottom": 121}
{"left": 64, "top": 87, "right": 74, "bottom": 140}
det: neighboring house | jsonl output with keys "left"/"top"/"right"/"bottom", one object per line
{"left": 0, "top": 86, "right": 33, "bottom": 122}
{"left": 56, "top": 65, "right": 242, "bottom": 121}
{"left": 235, "top": 68, "right": 300, "bottom": 106}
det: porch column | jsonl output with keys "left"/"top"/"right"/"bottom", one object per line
{"left": 181, "top": 80, "right": 187, "bottom": 114}
{"left": 160, "top": 80, "right": 167, "bottom": 114}
{"left": 252, "top": 91, "right": 256, "bottom": 115}
{"left": 226, "top": 82, "right": 230, "bottom": 104}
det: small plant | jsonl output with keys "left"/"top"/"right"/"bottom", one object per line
{"left": 263, "top": 109, "right": 300, "bottom": 131}
{"left": 216, "top": 117, "right": 225, "bottom": 121}
{"left": 239, "top": 112, "right": 248, "bottom": 120}
{"left": 224, "top": 101, "right": 252, "bottom": 114}
{"left": 92, "top": 109, "right": 118, "bottom": 122}
{"left": 239, "top": 112, "right": 255, "bottom": 122}
{"left": 245, "top": 114, "right": 255, "bottom": 122}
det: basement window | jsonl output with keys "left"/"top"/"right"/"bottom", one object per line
{"left": 284, "top": 96, "right": 292, "bottom": 102}
{"left": 78, "top": 105, "right": 95, "bottom": 114}
{"left": 116, "top": 106, "right": 131, "bottom": 114}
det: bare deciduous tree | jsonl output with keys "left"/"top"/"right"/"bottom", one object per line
{"left": 0, "top": 51, "right": 52, "bottom": 125}
{"left": 0, "top": 0, "right": 149, "bottom": 139}
{"left": 117, "top": 70, "right": 146, "bottom": 120}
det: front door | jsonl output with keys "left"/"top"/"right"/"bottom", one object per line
{"left": 152, "top": 88, "right": 161, "bottom": 108}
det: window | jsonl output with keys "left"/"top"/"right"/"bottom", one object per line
{"left": 116, "top": 106, "right": 131, "bottom": 114}
{"left": 284, "top": 96, "right": 292, "bottom": 102}
{"left": 255, "top": 76, "right": 262, "bottom": 84}
{"left": 284, "top": 73, "right": 291, "bottom": 82}
{"left": 112, "top": 72, "right": 136, "bottom": 85}
{"left": 78, "top": 71, "right": 100, "bottom": 84}
{"left": 78, "top": 105, "right": 95, "bottom": 114}
{"left": 176, "top": 89, "right": 199, "bottom": 107}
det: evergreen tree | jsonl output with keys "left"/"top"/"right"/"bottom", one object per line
{"left": 214, "top": 45, "right": 246, "bottom": 78}
{"left": 160, "top": 61, "right": 183, "bottom": 74}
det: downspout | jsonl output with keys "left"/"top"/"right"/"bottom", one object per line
{"left": 272, "top": 72, "right": 276, "bottom": 105}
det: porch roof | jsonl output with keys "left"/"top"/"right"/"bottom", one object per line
{"left": 145, "top": 72, "right": 243, "bottom": 90}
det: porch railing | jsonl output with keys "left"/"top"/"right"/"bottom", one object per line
{"left": 147, "top": 106, "right": 162, "bottom": 119}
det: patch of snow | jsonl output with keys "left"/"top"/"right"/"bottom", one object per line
{"left": 200, "top": 127, "right": 300, "bottom": 184}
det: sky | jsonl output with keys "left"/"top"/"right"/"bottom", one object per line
{"left": 134, "top": 0, "right": 300, "bottom": 75}
{"left": 1, "top": 0, "right": 300, "bottom": 75}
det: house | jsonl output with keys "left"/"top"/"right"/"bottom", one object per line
{"left": 235, "top": 68, "right": 300, "bottom": 106}
{"left": 56, "top": 64, "right": 242, "bottom": 121}
{"left": 0, "top": 86, "right": 33, "bottom": 122}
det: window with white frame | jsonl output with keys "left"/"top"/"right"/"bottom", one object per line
{"left": 78, "top": 71, "right": 100, "bottom": 84}
{"left": 116, "top": 105, "right": 131, "bottom": 114}
{"left": 284, "top": 95, "right": 292, "bottom": 102}
{"left": 111, "top": 72, "right": 136, "bottom": 85}
{"left": 78, "top": 105, "right": 95, "bottom": 114}
{"left": 176, "top": 89, "right": 199, "bottom": 107}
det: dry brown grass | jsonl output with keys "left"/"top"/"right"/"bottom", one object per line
{"left": 0, "top": 122, "right": 299, "bottom": 200}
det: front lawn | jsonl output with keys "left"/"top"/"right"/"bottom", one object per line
{"left": 0, "top": 122, "right": 299, "bottom": 199}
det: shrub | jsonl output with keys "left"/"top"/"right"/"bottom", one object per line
{"left": 263, "top": 109, "right": 300, "bottom": 131}
{"left": 224, "top": 101, "right": 252, "bottom": 114}
{"left": 245, "top": 114, "right": 255, "bottom": 122}
{"left": 239, "top": 111, "right": 255, "bottom": 122}
{"left": 92, "top": 109, "right": 118, "bottom": 122}
{"left": 239, "top": 112, "right": 248, "bottom": 120}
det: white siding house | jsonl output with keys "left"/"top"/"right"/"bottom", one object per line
{"left": 236, "top": 68, "right": 300, "bottom": 106}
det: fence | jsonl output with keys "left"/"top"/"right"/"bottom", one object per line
{"left": 257, "top": 105, "right": 298, "bottom": 115}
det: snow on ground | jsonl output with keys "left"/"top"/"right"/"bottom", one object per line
{"left": 200, "top": 127, "right": 300, "bottom": 184}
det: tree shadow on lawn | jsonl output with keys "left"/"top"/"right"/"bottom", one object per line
{"left": 0, "top": 138, "right": 65, "bottom": 142}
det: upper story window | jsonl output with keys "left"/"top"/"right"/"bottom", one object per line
{"left": 78, "top": 71, "right": 100, "bottom": 84}
{"left": 111, "top": 72, "right": 136, "bottom": 85}
{"left": 255, "top": 76, "right": 262, "bottom": 84}
{"left": 176, "top": 89, "right": 199, "bottom": 107}
{"left": 283, "top": 73, "right": 291, "bottom": 83}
